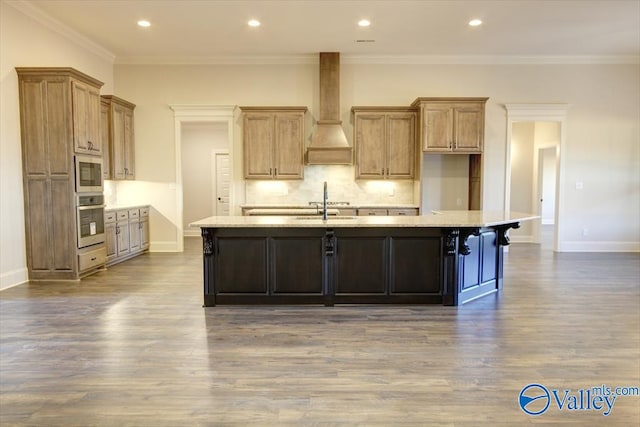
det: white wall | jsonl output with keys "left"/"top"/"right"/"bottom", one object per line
{"left": 113, "top": 61, "right": 639, "bottom": 254}
{"left": 510, "top": 122, "right": 536, "bottom": 239}
{"left": 0, "top": 1, "right": 114, "bottom": 289}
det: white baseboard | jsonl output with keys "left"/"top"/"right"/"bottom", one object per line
{"left": 183, "top": 229, "right": 201, "bottom": 237}
{"left": 558, "top": 241, "right": 640, "bottom": 252}
{"left": 509, "top": 235, "right": 534, "bottom": 243}
{"left": 0, "top": 268, "right": 28, "bottom": 290}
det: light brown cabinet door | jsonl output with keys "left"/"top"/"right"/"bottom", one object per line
{"left": 423, "top": 105, "right": 453, "bottom": 152}
{"left": 386, "top": 113, "right": 415, "bottom": 179}
{"left": 117, "top": 220, "right": 130, "bottom": 256}
{"left": 123, "top": 110, "right": 135, "bottom": 179}
{"left": 72, "top": 80, "right": 101, "bottom": 155}
{"left": 140, "top": 218, "right": 150, "bottom": 249}
{"left": 105, "top": 222, "right": 117, "bottom": 261}
{"left": 129, "top": 219, "right": 140, "bottom": 252}
{"left": 453, "top": 105, "right": 484, "bottom": 152}
{"left": 100, "top": 101, "right": 111, "bottom": 179}
{"left": 111, "top": 104, "right": 126, "bottom": 179}
{"left": 355, "top": 114, "right": 386, "bottom": 179}
{"left": 244, "top": 114, "right": 274, "bottom": 179}
{"left": 273, "top": 114, "right": 304, "bottom": 178}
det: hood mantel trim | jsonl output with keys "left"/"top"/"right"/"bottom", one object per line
{"left": 307, "top": 52, "right": 353, "bottom": 165}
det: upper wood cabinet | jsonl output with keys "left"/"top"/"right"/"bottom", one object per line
{"left": 100, "top": 99, "right": 110, "bottom": 179}
{"left": 16, "top": 67, "right": 105, "bottom": 280}
{"left": 240, "top": 107, "right": 307, "bottom": 180}
{"left": 411, "top": 98, "right": 488, "bottom": 153}
{"left": 72, "top": 80, "right": 102, "bottom": 155}
{"left": 352, "top": 107, "right": 417, "bottom": 179}
{"left": 101, "top": 95, "right": 136, "bottom": 180}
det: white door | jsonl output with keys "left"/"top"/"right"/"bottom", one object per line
{"left": 214, "top": 152, "right": 230, "bottom": 215}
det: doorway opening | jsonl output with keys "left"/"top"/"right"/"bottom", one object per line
{"left": 504, "top": 104, "right": 569, "bottom": 252}
{"left": 170, "top": 105, "right": 235, "bottom": 252}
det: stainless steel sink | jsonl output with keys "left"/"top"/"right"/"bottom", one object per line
{"left": 294, "top": 215, "right": 357, "bottom": 220}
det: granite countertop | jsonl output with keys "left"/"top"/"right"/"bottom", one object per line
{"left": 190, "top": 211, "right": 538, "bottom": 229}
{"left": 105, "top": 204, "right": 150, "bottom": 211}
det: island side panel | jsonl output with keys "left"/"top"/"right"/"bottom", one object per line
{"left": 457, "top": 228, "right": 501, "bottom": 304}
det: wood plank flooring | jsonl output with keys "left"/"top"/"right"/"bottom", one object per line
{"left": 1, "top": 234, "right": 639, "bottom": 425}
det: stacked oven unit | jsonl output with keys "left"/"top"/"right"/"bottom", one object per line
{"left": 16, "top": 68, "right": 106, "bottom": 280}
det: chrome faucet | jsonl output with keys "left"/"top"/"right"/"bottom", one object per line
{"left": 322, "top": 181, "right": 328, "bottom": 220}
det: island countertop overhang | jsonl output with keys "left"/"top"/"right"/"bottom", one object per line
{"left": 190, "top": 210, "right": 538, "bottom": 229}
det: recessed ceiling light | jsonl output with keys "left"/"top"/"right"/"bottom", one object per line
{"left": 137, "top": 20, "right": 151, "bottom": 28}
{"left": 358, "top": 19, "right": 371, "bottom": 27}
{"left": 248, "top": 19, "right": 261, "bottom": 27}
{"left": 469, "top": 19, "right": 482, "bottom": 27}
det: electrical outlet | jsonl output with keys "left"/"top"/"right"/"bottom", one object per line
{"left": 456, "top": 198, "right": 462, "bottom": 207}
{"left": 582, "top": 228, "right": 589, "bottom": 237}
{"left": 575, "top": 181, "right": 584, "bottom": 190}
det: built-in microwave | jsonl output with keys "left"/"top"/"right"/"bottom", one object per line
{"left": 75, "top": 155, "right": 103, "bottom": 193}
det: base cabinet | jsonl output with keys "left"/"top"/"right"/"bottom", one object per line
{"left": 105, "top": 206, "right": 150, "bottom": 266}
{"left": 201, "top": 226, "right": 511, "bottom": 306}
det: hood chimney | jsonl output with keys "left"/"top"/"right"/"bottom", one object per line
{"left": 306, "top": 52, "right": 353, "bottom": 164}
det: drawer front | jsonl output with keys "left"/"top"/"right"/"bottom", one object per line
{"left": 116, "top": 210, "right": 129, "bottom": 221}
{"left": 338, "top": 208, "right": 357, "bottom": 216}
{"left": 129, "top": 209, "right": 140, "bottom": 219}
{"left": 358, "top": 208, "right": 388, "bottom": 216}
{"left": 140, "top": 207, "right": 149, "bottom": 217}
{"left": 388, "top": 208, "right": 419, "bottom": 216}
{"left": 104, "top": 211, "right": 117, "bottom": 223}
{"left": 78, "top": 246, "right": 107, "bottom": 271}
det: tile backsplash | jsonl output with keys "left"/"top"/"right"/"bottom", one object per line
{"left": 245, "top": 165, "right": 415, "bottom": 205}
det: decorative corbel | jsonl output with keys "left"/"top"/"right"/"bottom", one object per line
{"left": 458, "top": 228, "right": 480, "bottom": 256}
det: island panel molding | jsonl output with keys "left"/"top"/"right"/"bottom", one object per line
{"left": 191, "top": 211, "right": 534, "bottom": 306}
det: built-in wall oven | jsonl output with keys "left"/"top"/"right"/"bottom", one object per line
{"left": 75, "top": 155, "right": 103, "bottom": 193}
{"left": 77, "top": 193, "right": 105, "bottom": 248}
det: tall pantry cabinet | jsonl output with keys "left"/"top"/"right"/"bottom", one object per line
{"left": 16, "top": 67, "right": 105, "bottom": 280}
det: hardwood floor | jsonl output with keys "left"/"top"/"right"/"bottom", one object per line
{"left": 1, "top": 236, "right": 638, "bottom": 425}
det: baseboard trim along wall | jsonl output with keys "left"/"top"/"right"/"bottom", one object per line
{"left": 559, "top": 241, "right": 640, "bottom": 252}
{"left": 183, "top": 229, "right": 201, "bottom": 237}
{"left": 0, "top": 268, "right": 28, "bottom": 291}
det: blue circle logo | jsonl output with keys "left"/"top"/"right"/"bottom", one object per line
{"left": 519, "top": 383, "right": 550, "bottom": 415}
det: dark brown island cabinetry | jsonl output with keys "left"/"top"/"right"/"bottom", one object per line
{"left": 198, "top": 223, "right": 520, "bottom": 307}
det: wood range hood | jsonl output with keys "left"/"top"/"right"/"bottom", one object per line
{"left": 306, "top": 52, "right": 353, "bottom": 165}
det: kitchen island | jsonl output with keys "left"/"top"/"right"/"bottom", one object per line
{"left": 190, "top": 211, "right": 536, "bottom": 306}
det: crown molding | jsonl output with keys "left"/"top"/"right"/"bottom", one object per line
{"left": 6, "top": 0, "right": 115, "bottom": 64}
{"left": 115, "top": 54, "right": 639, "bottom": 66}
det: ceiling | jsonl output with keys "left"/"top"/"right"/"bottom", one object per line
{"left": 19, "top": 0, "right": 640, "bottom": 63}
